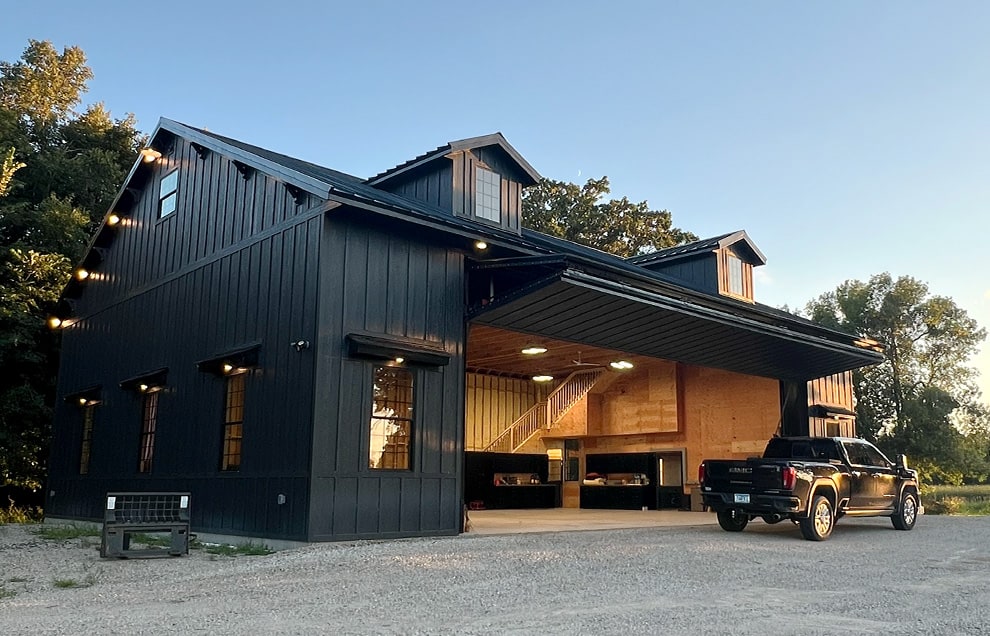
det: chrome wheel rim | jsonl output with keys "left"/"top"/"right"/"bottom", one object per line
{"left": 903, "top": 496, "right": 917, "bottom": 525}
{"left": 814, "top": 501, "right": 832, "bottom": 536}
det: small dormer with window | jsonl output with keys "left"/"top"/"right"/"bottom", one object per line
{"left": 366, "top": 133, "right": 541, "bottom": 235}
{"left": 628, "top": 230, "right": 767, "bottom": 303}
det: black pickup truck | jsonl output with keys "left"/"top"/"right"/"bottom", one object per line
{"left": 699, "top": 437, "right": 920, "bottom": 541}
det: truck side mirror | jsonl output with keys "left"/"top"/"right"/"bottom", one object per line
{"left": 896, "top": 454, "right": 908, "bottom": 471}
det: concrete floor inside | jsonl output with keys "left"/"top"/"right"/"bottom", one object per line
{"left": 465, "top": 508, "right": 718, "bottom": 535}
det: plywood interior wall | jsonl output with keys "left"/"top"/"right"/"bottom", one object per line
{"left": 464, "top": 373, "right": 547, "bottom": 450}
{"left": 594, "top": 360, "right": 679, "bottom": 435}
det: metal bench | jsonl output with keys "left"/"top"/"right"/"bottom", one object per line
{"left": 100, "top": 492, "right": 191, "bottom": 558}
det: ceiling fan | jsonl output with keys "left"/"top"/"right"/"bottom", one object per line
{"left": 565, "top": 351, "right": 600, "bottom": 369}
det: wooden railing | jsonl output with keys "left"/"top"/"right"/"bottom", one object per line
{"left": 483, "top": 368, "right": 606, "bottom": 453}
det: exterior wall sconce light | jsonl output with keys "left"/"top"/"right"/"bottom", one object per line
{"left": 394, "top": 357, "right": 405, "bottom": 364}
{"left": 474, "top": 240, "right": 488, "bottom": 250}
{"left": 609, "top": 360, "right": 634, "bottom": 370}
{"left": 222, "top": 363, "right": 234, "bottom": 374}
{"left": 291, "top": 340, "right": 310, "bottom": 352}
{"left": 138, "top": 383, "right": 149, "bottom": 392}
{"left": 75, "top": 268, "right": 90, "bottom": 281}
{"left": 107, "top": 213, "right": 121, "bottom": 226}
{"left": 140, "top": 148, "right": 162, "bottom": 163}
{"left": 47, "top": 316, "right": 63, "bottom": 329}
{"left": 532, "top": 374, "right": 554, "bottom": 383}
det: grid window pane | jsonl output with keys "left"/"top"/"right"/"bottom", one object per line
{"left": 369, "top": 366, "right": 414, "bottom": 470}
{"left": 159, "top": 169, "right": 179, "bottom": 218}
{"left": 221, "top": 373, "right": 245, "bottom": 471}
{"left": 138, "top": 392, "right": 158, "bottom": 473}
{"left": 475, "top": 167, "right": 501, "bottom": 222}
{"left": 79, "top": 405, "right": 95, "bottom": 475}
{"left": 727, "top": 254, "right": 743, "bottom": 295}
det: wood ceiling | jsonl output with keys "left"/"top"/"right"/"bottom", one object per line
{"left": 466, "top": 324, "right": 646, "bottom": 379}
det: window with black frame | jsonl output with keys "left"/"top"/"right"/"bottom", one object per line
{"left": 369, "top": 366, "right": 414, "bottom": 470}
{"left": 221, "top": 372, "right": 246, "bottom": 471}
{"left": 138, "top": 391, "right": 159, "bottom": 473}
{"left": 79, "top": 404, "right": 95, "bottom": 474}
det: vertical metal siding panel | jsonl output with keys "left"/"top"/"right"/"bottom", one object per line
{"left": 364, "top": 230, "right": 387, "bottom": 333}
{"left": 420, "top": 477, "right": 441, "bottom": 531}
{"left": 405, "top": 243, "right": 428, "bottom": 340}
{"left": 379, "top": 476, "right": 401, "bottom": 532}
{"left": 333, "top": 477, "right": 358, "bottom": 536}
{"left": 357, "top": 478, "right": 380, "bottom": 534}
{"left": 385, "top": 238, "right": 408, "bottom": 336}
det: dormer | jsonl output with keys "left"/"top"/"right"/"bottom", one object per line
{"left": 366, "top": 133, "right": 541, "bottom": 234}
{"left": 628, "top": 230, "right": 767, "bottom": 303}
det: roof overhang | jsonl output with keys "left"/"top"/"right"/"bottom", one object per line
{"left": 468, "top": 264, "right": 883, "bottom": 382}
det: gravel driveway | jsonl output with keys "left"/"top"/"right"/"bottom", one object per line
{"left": 1, "top": 515, "right": 988, "bottom": 635}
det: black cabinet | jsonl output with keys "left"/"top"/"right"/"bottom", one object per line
{"left": 580, "top": 485, "right": 651, "bottom": 510}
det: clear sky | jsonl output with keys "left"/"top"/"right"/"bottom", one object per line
{"left": 3, "top": 1, "right": 988, "bottom": 401}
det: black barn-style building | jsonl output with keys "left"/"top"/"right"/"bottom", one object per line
{"left": 46, "top": 119, "right": 883, "bottom": 541}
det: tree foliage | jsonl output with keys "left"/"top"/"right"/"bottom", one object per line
{"left": 806, "top": 273, "right": 988, "bottom": 482}
{"left": 0, "top": 40, "right": 143, "bottom": 492}
{"left": 522, "top": 177, "right": 697, "bottom": 257}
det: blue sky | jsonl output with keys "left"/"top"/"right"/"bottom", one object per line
{"left": 3, "top": 1, "right": 989, "bottom": 400}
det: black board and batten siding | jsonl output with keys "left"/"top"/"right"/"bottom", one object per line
{"left": 310, "top": 214, "right": 467, "bottom": 541}
{"left": 638, "top": 253, "right": 719, "bottom": 295}
{"left": 48, "top": 137, "right": 325, "bottom": 540}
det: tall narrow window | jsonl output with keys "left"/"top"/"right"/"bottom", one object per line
{"left": 369, "top": 366, "right": 414, "bottom": 470}
{"left": 221, "top": 372, "right": 245, "bottom": 471}
{"left": 475, "top": 166, "right": 501, "bottom": 223}
{"left": 726, "top": 253, "right": 744, "bottom": 296}
{"left": 138, "top": 391, "right": 159, "bottom": 473}
{"left": 159, "top": 169, "right": 179, "bottom": 218}
{"left": 79, "top": 404, "right": 95, "bottom": 475}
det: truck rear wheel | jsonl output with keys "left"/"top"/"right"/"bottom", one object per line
{"left": 799, "top": 495, "right": 834, "bottom": 541}
{"left": 717, "top": 509, "right": 749, "bottom": 532}
{"left": 891, "top": 491, "right": 918, "bottom": 531}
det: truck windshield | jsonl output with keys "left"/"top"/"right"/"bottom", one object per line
{"left": 763, "top": 438, "right": 839, "bottom": 461}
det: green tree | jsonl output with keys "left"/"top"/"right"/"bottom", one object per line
{"left": 0, "top": 40, "right": 143, "bottom": 493}
{"left": 806, "top": 273, "right": 985, "bottom": 444}
{"left": 0, "top": 40, "right": 92, "bottom": 129}
{"left": 522, "top": 176, "right": 697, "bottom": 257}
{"left": 806, "top": 273, "right": 988, "bottom": 482}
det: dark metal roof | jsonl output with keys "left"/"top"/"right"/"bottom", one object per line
{"left": 365, "top": 132, "right": 542, "bottom": 187}
{"left": 628, "top": 229, "right": 767, "bottom": 267}
{"left": 65, "top": 118, "right": 883, "bottom": 383}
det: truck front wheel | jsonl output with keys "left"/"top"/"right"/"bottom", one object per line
{"left": 717, "top": 508, "right": 749, "bottom": 532}
{"left": 799, "top": 495, "right": 834, "bottom": 541}
{"left": 891, "top": 491, "right": 918, "bottom": 531}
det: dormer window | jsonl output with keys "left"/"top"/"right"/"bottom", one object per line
{"left": 726, "top": 253, "right": 744, "bottom": 296}
{"left": 159, "top": 169, "right": 178, "bottom": 218}
{"left": 718, "top": 248, "right": 754, "bottom": 302}
{"left": 475, "top": 167, "right": 501, "bottom": 222}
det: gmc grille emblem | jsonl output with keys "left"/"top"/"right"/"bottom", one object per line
{"left": 728, "top": 467, "right": 752, "bottom": 474}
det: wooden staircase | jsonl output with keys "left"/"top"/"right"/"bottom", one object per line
{"left": 483, "top": 368, "right": 606, "bottom": 453}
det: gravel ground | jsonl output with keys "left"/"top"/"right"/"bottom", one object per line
{"left": 1, "top": 515, "right": 988, "bottom": 635}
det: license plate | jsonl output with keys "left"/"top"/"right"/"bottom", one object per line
{"left": 734, "top": 493, "right": 750, "bottom": 504}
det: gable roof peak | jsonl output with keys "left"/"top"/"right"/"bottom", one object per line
{"left": 366, "top": 132, "right": 541, "bottom": 187}
{"left": 627, "top": 229, "right": 767, "bottom": 267}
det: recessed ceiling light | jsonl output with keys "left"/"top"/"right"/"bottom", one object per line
{"left": 107, "top": 213, "right": 121, "bottom": 226}
{"left": 609, "top": 360, "right": 634, "bottom": 370}
{"left": 532, "top": 374, "right": 554, "bottom": 382}
{"left": 474, "top": 240, "right": 488, "bottom": 250}
{"left": 47, "top": 316, "right": 63, "bottom": 329}
{"left": 521, "top": 345, "right": 548, "bottom": 355}
{"left": 75, "top": 269, "right": 89, "bottom": 281}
